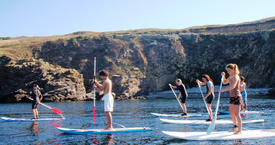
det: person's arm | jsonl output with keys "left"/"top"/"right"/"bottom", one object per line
{"left": 177, "top": 93, "right": 182, "bottom": 100}
{"left": 220, "top": 76, "right": 238, "bottom": 93}
{"left": 221, "top": 72, "right": 229, "bottom": 85}
{"left": 183, "top": 84, "right": 188, "bottom": 97}
{"left": 169, "top": 84, "right": 177, "bottom": 89}
{"left": 196, "top": 79, "right": 206, "bottom": 86}
{"left": 39, "top": 91, "right": 43, "bottom": 102}
{"left": 94, "top": 80, "right": 104, "bottom": 91}
{"left": 244, "top": 83, "right": 248, "bottom": 98}
{"left": 204, "top": 83, "right": 212, "bottom": 100}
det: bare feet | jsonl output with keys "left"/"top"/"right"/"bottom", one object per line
{"left": 234, "top": 130, "right": 242, "bottom": 134}
{"left": 229, "top": 128, "right": 237, "bottom": 132}
{"left": 103, "top": 125, "right": 113, "bottom": 130}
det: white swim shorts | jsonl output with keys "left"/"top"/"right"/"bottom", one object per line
{"left": 104, "top": 93, "right": 114, "bottom": 112}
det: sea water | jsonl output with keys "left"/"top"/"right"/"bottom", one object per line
{"left": 0, "top": 95, "right": 275, "bottom": 144}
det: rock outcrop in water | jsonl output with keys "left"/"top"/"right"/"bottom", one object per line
{"left": 0, "top": 56, "right": 86, "bottom": 102}
{"left": 0, "top": 17, "right": 274, "bottom": 102}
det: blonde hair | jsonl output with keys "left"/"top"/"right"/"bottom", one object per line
{"left": 226, "top": 63, "right": 240, "bottom": 75}
{"left": 176, "top": 79, "right": 182, "bottom": 84}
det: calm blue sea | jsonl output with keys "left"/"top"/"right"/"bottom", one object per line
{"left": 0, "top": 95, "right": 275, "bottom": 145}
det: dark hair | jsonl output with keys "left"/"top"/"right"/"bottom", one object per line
{"left": 202, "top": 74, "right": 213, "bottom": 83}
{"left": 99, "top": 70, "right": 109, "bottom": 76}
{"left": 240, "top": 76, "right": 245, "bottom": 81}
{"left": 33, "top": 84, "right": 38, "bottom": 87}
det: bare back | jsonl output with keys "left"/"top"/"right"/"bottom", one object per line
{"left": 102, "top": 79, "right": 112, "bottom": 94}
{"left": 240, "top": 82, "right": 246, "bottom": 92}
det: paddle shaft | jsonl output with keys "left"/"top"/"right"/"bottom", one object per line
{"left": 27, "top": 97, "right": 51, "bottom": 110}
{"left": 93, "top": 57, "right": 97, "bottom": 124}
{"left": 169, "top": 84, "right": 185, "bottom": 113}
{"left": 197, "top": 82, "right": 210, "bottom": 115}
{"left": 207, "top": 75, "right": 224, "bottom": 134}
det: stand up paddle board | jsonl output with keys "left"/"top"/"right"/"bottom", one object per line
{"left": 218, "top": 110, "right": 264, "bottom": 115}
{"left": 151, "top": 113, "right": 202, "bottom": 118}
{"left": 163, "top": 129, "right": 275, "bottom": 140}
{"left": 56, "top": 127, "right": 152, "bottom": 134}
{"left": 160, "top": 118, "right": 264, "bottom": 124}
{"left": 0, "top": 116, "right": 62, "bottom": 122}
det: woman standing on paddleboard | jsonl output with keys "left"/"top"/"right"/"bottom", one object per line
{"left": 240, "top": 76, "right": 248, "bottom": 111}
{"left": 219, "top": 64, "right": 243, "bottom": 134}
{"left": 196, "top": 74, "right": 215, "bottom": 121}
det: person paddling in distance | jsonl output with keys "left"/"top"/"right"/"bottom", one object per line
{"left": 219, "top": 64, "right": 243, "bottom": 134}
{"left": 94, "top": 70, "right": 114, "bottom": 130}
{"left": 196, "top": 74, "right": 215, "bottom": 122}
{"left": 32, "top": 84, "right": 43, "bottom": 119}
{"left": 240, "top": 76, "right": 248, "bottom": 112}
{"left": 169, "top": 79, "right": 188, "bottom": 116}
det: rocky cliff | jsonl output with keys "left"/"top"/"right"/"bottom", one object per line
{"left": 0, "top": 17, "right": 274, "bottom": 102}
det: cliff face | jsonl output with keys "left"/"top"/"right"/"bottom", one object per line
{"left": 0, "top": 17, "right": 274, "bottom": 102}
{"left": 0, "top": 56, "right": 86, "bottom": 102}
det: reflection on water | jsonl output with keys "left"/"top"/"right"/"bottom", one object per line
{"left": 30, "top": 121, "right": 39, "bottom": 136}
{"left": 1, "top": 97, "right": 275, "bottom": 144}
{"left": 104, "top": 134, "right": 114, "bottom": 145}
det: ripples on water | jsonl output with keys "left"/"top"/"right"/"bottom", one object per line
{"left": 0, "top": 95, "right": 275, "bottom": 145}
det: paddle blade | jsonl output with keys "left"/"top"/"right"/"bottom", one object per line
{"left": 51, "top": 108, "right": 62, "bottom": 115}
{"left": 207, "top": 120, "right": 215, "bottom": 134}
{"left": 93, "top": 106, "right": 96, "bottom": 124}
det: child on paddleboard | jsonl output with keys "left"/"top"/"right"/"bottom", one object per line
{"left": 94, "top": 70, "right": 114, "bottom": 130}
{"left": 32, "top": 84, "right": 43, "bottom": 119}
{"left": 219, "top": 64, "right": 243, "bottom": 134}
{"left": 170, "top": 79, "right": 188, "bottom": 116}
{"left": 196, "top": 74, "right": 215, "bottom": 121}
{"left": 240, "top": 76, "right": 248, "bottom": 111}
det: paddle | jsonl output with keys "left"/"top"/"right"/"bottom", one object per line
{"left": 169, "top": 84, "right": 185, "bottom": 113}
{"left": 93, "top": 56, "right": 97, "bottom": 124}
{"left": 207, "top": 75, "right": 224, "bottom": 134}
{"left": 27, "top": 97, "right": 64, "bottom": 119}
{"left": 197, "top": 82, "right": 210, "bottom": 115}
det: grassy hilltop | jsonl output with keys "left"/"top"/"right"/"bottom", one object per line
{"left": 0, "top": 17, "right": 274, "bottom": 102}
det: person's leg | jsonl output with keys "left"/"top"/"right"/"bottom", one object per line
{"left": 207, "top": 104, "right": 213, "bottom": 120}
{"left": 182, "top": 103, "right": 187, "bottom": 114}
{"left": 234, "top": 105, "right": 242, "bottom": 134}
{"left": 36, "top": 109, "right": 39, "bottom": 119}
{"left": 32, "top": 109, "right": 36, "bottom": 119}
{"left": 229, "top": 104, "right": 237, "bottom": 132}
{"left": 104, "top": 111, "right": 113, "bottom": 130}
{"left": 245, "top": 102, "right": 248, "bottom": 111}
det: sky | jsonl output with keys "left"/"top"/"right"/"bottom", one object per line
{"left": 1, "top": 0, "right": 275, "bottom": 37}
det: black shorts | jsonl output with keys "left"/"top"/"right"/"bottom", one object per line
{"left": 206, "top": 95, "right": 214, "bottom": 104}
{"left": 180, "top": 96, "right": 186, "bottom": 104}
{"left": 230, "top": 97, "right": 241, "bottom": 105}
{"left": 32, "top": 102, "right": 38, "bottom": 109}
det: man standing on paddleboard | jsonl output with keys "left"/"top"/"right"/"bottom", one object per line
{"left": 32, "top": 84, "right": 43, "bottom": 119}
{"left": 170, "top": 79, "right": 188, "bottom": 116}
{"left": 94, "top": 70, "right": 114, "bottom": 130}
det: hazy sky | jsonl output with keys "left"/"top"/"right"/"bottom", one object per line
{"left": 1, "top": 0, "right": 275, "bottom": 37}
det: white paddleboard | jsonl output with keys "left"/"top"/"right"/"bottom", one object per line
{"left": 160, "top": 118, "right": 264, "bottom": 124}
{"left": 56, "top": 127, "right": 152, "bottom": 134}
{"left": 163, "top": 129, "right": 275, "bottom": 140}
{"left": 151, "top": 113, "right": 202, "bottom": 118}
{"left": 0, "top": 116, "right": 62, "bottom": 122}
{"left": 218, "top": 110, "right": 264, "bottom": 115}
